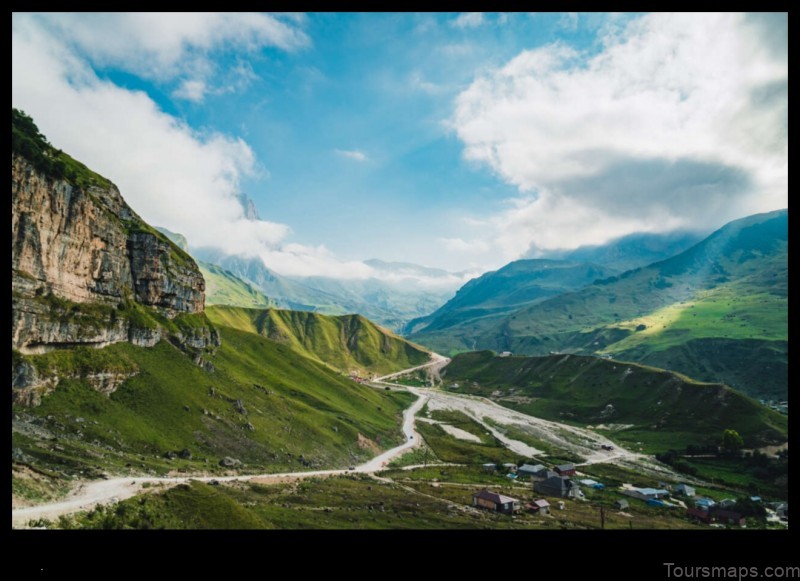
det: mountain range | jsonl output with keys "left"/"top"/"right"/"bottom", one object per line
{"left": 411, "top": 210, "right": 788, "bottom": 401}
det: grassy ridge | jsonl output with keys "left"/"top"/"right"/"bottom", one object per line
{"left": 199, "top": 262, "right": 274, "bottom": 309}
{"left": 207, "top": 305, "right": 430, "bottom": 375}
{"left": 442, "top": 351, "right": 787, "bottom": 452}
{"left": 413, "top": 210, "right": 788, "bottom": 401}
{"left": 13, "top": 324, "right": 416, "bottom": 479}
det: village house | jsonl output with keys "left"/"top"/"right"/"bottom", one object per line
{"left": 518, "top": 464, "right": 547, "bottom": 478}
{"left": 694, "top": 497, "right": 716, "bottom": 510}
{"left": 579, "top": 478, "right": 605, "bottom": 490}
{"left": 472, "top": 489, "right": 520, "bottom": 515}
{"left": 614, "top": 499, "right": 629, "bottom": 510}
{"left": 554, "top": 463, "right": 577, "bottom": 477}
{"left": 674, "top": 483, "right": 696, "bottom": 497}
{"left": 527, "top": 499, "right": 551, "bottom": 515}
{"left": 776, "top": 503, "right": 788, "bottom": 520}
{"left": 622, "top": 487, "right": 670, "bottom": 502}
{"left": 529, "top": 467, "right": 559, "bottom": 482}
{"left": 534, "top": 475, "right": 583, "bottom": 499}
{"left": 687, "top": 507, "right": 713, "bottom": 524}
{"left": 710, "top": 507, "right": 746, "bottom": 527}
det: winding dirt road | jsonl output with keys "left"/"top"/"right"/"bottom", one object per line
{"left": 11, "top": 355, "right": 441, "bottom": 528}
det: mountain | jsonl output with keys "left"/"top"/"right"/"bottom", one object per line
{"left": 12, "top": 108, "right": 219, "bottom": 405}
{"left": 154, "top": 228, "right": 275, "bottom": 310}
{"left": 427, "top": 210, "right": 788, "bottom": 400}
{"left": 206, "top": 306, "right": 430, "bottom": 375}
{"left": 537, "top": 230, "right": 706, "bottom": 273}
{"left": 407, "top": 259, "right": 615, "bottom": 348}
{"left": 190, "top": 248, "right": 354, "bottom": 314}
{"left": 442, "top": 351, "right": 787, "bottom": 452}
{"left": 12, "top": 108, "right": 420, "bottom": 488}
{"left": 363, "top": 258, "right": 459, "bottom": 279}
{"left": 192, "top": 248, "right": 457, "bottom": 332}
{"left": 199, "top": 262, "right": 275, "bottom": 309}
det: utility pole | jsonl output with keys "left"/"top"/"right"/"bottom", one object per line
{"left": 600, "top": 505, "right": 606, "bottom": 529}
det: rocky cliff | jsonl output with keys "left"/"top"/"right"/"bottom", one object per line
{"left": 12, "top": 109, "right": 219, "bottom": 404}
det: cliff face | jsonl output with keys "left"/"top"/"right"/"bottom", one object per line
{"left": 12, "top": 155, "right": 208, "bottom": 352}
{"left": 12, "top": 109, "right": 220, "bottom": 405}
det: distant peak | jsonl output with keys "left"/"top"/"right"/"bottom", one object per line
{"left": 237, "top": 193, "right": 260, "bottom": 221}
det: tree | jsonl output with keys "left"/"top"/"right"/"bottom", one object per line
{"left": 722, "top": 429, "right": 744, "bottom": 453}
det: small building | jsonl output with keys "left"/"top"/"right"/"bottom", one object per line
{"left": 614, "top": 499, "right": 629, "bottom": 510}
{"left": 719, "top": 498, "right": 737, "bottom": 509}
{"left": 623, "top": 487, "right": 670, "bottom": 501}
{"left": 554, "top": 463, "right": 577, "bottom": 477}
{"left": 750, "top": 496, "right": 762, "bottom": 503}
{"left": 556, "top": 501, "right": 565, "bottom": 510}
{"left": 527, "top": 499, "right": 551, "bottom": 514}
{"left": 711, "top": 507, "right": 746, "bottom": 527}
{"left": 503, "top": 463, "right": 518, "bottom": 472}
{"left": 472, "top": 489, "right": 520, "bottom": 515}
{"left": 674, "top": 484, "right": 696, "bottom": 497}
{"left": 482, "top": 463, "right": 497, "bottom": 473}
{"left": 694, "top": 497, "right": 716, "bottom": 510}
{"left": 579, "top": 478, "right": 605, "bottom": 490}
{"left": 687, "top": 507, "right": 713, "bottom": 524}
{"left": 518, "top": 463, "right": 547, "bottom": 478}
{"left": 534, "top": 476, "right": 583, "bottom": 499}
{"left": 529, "top": 467, "right": 559, "bottom": 483}
{"left": 499, "top": 351, "right": 512, "bottom": 357}
{"left": 776, "top": 503, "right": 788, "bottom": 520}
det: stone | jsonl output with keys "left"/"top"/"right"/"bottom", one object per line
{"left": 219, "top": 457, "right": 241, "bottom": 468}
{"left": 178, "top": 448, "right": 192, "bottom": 460}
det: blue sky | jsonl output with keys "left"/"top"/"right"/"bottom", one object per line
{"left": 12, "top": 12, "right": 788, "bottom": 280}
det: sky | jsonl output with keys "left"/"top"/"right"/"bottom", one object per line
{"left": 12, "top": 12, "right": 788, "bottom": 281}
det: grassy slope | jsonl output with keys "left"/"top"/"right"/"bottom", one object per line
{"left": 442, "top": 351, "right": 787, "bottom": 452}
{"left": 407, "top": 259, "right": 614, "bottom": 351}
{"left": 12, "top": 325, "right": 416, "bottom": 479}
{"left": 416, "top": 211, "right": 788, "bottom": 400}
{"left": 199, "top": 262, "right": 274, "bottom": 309}
{"left": 206, "top": 305, "right": 430, "bottom": 375}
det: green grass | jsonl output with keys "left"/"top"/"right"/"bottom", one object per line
{"left": 413, "top": 211, "right": 788, "bottom": 401}
{"left": 200, "top": 262, "right": 274, "bottom": 309}
{"left": 207, "top": 305, "right": 430, "bottom": 375}
{"left": 416, "top": 420, "right": 518, "bottom": 465}
{"left": 13, "top": 322, "right": 415, "bottom": 479}
{"left": 442, "top": 351, "right": 787, "bottom": 452}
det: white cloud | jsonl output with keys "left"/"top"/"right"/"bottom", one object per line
{"left": 335, "top": 149, "right": 368, "bottom": 162}
{"left": 11, "top": 13, "right": 377, "bottom": 281}
{"left": 172, "top": 79, "right": 207, "bottom": 102}
{"left": 451, "top": 12, "right": 788, "bottom": 256}
{"left": 451, "top": 12, "right": 485, "bottom": 29}
{"left": 35, "top": 12, "right": 309, "bottom": 80}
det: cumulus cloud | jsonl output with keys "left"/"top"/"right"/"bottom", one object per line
{"left": 10, "top": 13, "right": 386, "bottom": 280}
{"left": 452, "top": 12, "right": 788, "bottom": 257}
{"left": 451, "top": 13, "right": 485, "bottom": 29}
{"left": 335, "top": 149, "right": 369, "bottom": 162}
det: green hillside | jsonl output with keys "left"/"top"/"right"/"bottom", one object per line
{"left": 12, "top": 324, "right": 415, "bottom": 480}
{"left": 199, "top": 262, "right": 275, "bottom": 309}
{"left": 207, "top": 306, "right": 430, "bottom": 376}
{"left": 417, "top": 210, "right": 788, "bottom": 400}
{"left": 443, "top": 351, "right": 787, "bottom": 452}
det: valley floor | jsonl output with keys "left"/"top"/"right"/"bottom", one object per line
{"left": 11, "top": 355, "right": 787, "bottom": 530}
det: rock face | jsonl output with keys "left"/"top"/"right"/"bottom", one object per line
{"left": 11, "top": 109, "right": 219, "bottom": 406}
{"left": 12, "top": 154, "right": 206, "bottom": 351}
